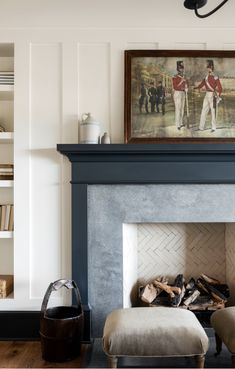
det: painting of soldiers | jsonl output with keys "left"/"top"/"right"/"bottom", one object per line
{"left": 156, "top": 81, "right": 166, "bottom": 115}
{"left": 194, "top": 60, "right": 222, "bottom": 132}
{"left": 139, "top": 83, "right": 149, "bottom": 113}
{"left": 148, "top": 81, "right": 158, "bottom": 113}
{"left": 172, "top": 61, "right": 188, "bottom": 129}
{"left": 125, "top": 50, "right": 235, "bottom": 143}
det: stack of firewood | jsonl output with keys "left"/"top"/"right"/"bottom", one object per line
{"left": 139, "top": 274, "right": 229, "bottom": 310}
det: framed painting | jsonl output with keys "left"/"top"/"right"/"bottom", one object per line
{"left": 124, "top": 49, "right": 235, "bottom": 143}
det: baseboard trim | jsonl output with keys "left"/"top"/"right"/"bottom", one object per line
{"left": 0, "top": 308, "right": 92, "bottom": 342}
{"left": 0, "top": 311, "right": 41, "bottom": 340}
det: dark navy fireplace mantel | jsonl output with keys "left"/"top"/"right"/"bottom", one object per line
{"left": 57, "top": 143, "right": 235, "bottom": 341}
{"left": 57, "top": 143, "right": 235, "bottom": 184}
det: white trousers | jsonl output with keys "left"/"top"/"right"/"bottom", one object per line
{"left": 173, "top": 90, "right": 185, "bottom": 128}
{"left": 199, "top": 91, "right": 216, "bottom": 131}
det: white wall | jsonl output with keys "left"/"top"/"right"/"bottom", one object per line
{"left": 1, "top": 0, "right": 235, "bottom": 309}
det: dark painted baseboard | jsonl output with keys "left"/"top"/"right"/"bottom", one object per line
{"left": 0, "top": 307, "right": 92, "bottom": 342}
{"left": 0, "top": 311, "right": 40, "bottom": 340}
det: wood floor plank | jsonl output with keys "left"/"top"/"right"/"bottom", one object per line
{"left": 0, "top": 341, "right": 88, "bottom": 368}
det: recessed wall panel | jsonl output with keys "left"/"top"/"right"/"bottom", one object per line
{"left": 30, "top": 43, "right": 62, "bottom": 298}
{"left": 78, "top": 43, "right": 110, "bottom": 139}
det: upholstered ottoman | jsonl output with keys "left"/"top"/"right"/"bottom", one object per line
{"left": 103, "top": 307, "right": 209, "bottom": 368}
{"left": 211, "top": 307, "right": 235, "bottom": 365}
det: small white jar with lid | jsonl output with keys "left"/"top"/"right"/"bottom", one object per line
{"left": 80, "top": 113, "right": 100, "bottom": 144}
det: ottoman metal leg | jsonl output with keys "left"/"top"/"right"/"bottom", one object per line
{"left": 215, "top": 333, "right": 222, "bottom": 356}
{"left": 107, "top": 355, "right": 118, "bottom": 369}
{"left": 195, "top": 354, "right": 205, "bottom": 368}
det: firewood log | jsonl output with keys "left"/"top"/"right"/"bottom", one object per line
{"left": 197, "top": 278, "right": 227, "bottom": 303}
{"left": 183, "top": 289, "right": 200, "bottom": 306}
{"left": 140, "top": 283, "right": 158, "bottom": 304}
{"left": 153, "top": 280, "right": 181, "bottom": 298}
{"left": 196, "top": 279, "right": 209, "bottom": 294}
{"left": 200, "top": 274, "right": 221, "bottom": 285}
{"left": 172, "top": 274, "right": 186, "bottom": 307}
{"left": 156, "top": 276, "right": 169, "bottom": 284}
{"left": 185, "top": 278, "right": 196, "bottom": 291}
{"left": 212, "top": 284, "right": 230, "bottom": 298}
{"left": 207, "top": 302, "right": 225, "bottom": 310}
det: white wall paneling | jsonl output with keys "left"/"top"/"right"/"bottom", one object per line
{"left": 30, "top": 43, "right": 62, "bottom": 301}
{"left": 60, "top": 42, "right": 79, "bottom": 304}
{"left": 78, "top": 43, "right": 110, "bottom": 139}
{"left": 0, "top": 0, "right": 233, "bottom": 29}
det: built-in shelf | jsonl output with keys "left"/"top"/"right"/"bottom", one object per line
{"left": 0, "top": 132, "right": 14, "bottom": 143}
{"left": 0, "top": 44, "right": 15, "bottom": 304}
{"left": 0, "top": 180, "right": 13, "bottom": 188}
{"left": 0, "top": 85, "right": 14, "bottom": 101}
{"left": 0, "top": 231, "right": 13, "bottom": 239}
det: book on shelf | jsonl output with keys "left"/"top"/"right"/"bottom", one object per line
{"left": 0, "top": 204, "right": 14, "bottom": 232}
{"left": 4, "top": 204, "right": 11, "bottom": 231}
{"left": 0, "top": 176, "right": 13, "bottom": 180}
{"left": 0, "top": 164, "right": 13, "bottom": 167}
{"left": 0, "top": 205, "right": 6, "bottom": 231}
{"left": 8, "top": 205, "right": 14, "bottom": 232}
{"left": 0, "top": 275, "right": 13, "bottom": 299}
{"left": 0, "top": 169, "right": 13, "bottom": 173}
{"left": 0, "top": 164, "right": 14, "bottom": 180}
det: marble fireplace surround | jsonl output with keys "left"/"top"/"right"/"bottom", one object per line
{"left": 57, "top": 143, "right": 235, "bottom": 339}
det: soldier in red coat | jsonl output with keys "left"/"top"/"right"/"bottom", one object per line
{"left": 194, "top": 60, "right": 222, "bottom": 132}
{"left": 172, "top": 61, "right": 188, "bottom": 130}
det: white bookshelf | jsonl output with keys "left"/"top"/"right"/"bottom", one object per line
{"left": 0, "top": 43, "right": 14, "bottom": 298}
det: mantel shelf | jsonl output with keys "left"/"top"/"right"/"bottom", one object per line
{"left": 57, "top": 143, "right": 235, "bottom": 184}
{"left": 57, "top": 143, "right": 235, "bottom": 158}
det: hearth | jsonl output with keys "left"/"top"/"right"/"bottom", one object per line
{"left": 57, "top": 144, "right": 235, "bottom": 340}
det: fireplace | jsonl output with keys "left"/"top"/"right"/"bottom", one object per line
{"left": 123, "top": 222, "right": 234, "bottom": 308}
{"left": 57, "top": 143, "right": 235, "bottom": 340}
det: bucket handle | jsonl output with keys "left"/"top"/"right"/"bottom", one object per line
{"left": 41, "top": 279, "right": 82, "bottom": 316}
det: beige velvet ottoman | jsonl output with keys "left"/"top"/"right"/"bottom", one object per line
{"left": 103, "top": 307, "right": 209, "bottom": 368}
{"left": 211, "top": 307, "right": 235, "bottom": 366}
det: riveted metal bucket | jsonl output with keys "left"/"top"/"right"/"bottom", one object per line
{"left": 40, "top": 279, "right": 84, "bottom": 362}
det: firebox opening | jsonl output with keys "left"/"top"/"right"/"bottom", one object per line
{"left": 123, "top": 223, "right": 235, "bottom": 310}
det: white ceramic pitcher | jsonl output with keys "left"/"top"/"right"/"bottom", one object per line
{"left": 80, "top": 113, "right": 100, "bottom": 144}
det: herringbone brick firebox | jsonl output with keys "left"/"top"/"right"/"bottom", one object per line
{"left": 123, "top": 222, "right": 235, "bottom": 308}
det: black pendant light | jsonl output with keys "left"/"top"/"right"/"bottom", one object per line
{"left": 184, "top": 0, "right": 228, "bottom": 18}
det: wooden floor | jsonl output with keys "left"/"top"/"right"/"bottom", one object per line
{"left": 0, "top": 341, "right": 90, "bottom": 368}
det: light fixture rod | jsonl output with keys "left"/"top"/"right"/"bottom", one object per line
{"left": 194, "top": 0, "right": 228, "bottom": 18}
{"left": 184, "top": 0, "right": 229, "bottom": 18}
